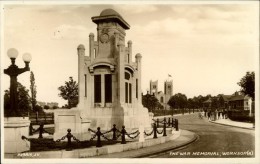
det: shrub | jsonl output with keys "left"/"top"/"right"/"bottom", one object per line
{"left": 44, "top": 105, "right": 50, "bottom": 109}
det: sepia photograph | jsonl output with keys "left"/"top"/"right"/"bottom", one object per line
{"left": 1, "top": 1, "right": 259, "bottom": 164}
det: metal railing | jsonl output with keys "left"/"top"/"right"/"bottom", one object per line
{"left": 22, "top": 118, "right": 178, "bottom": 151}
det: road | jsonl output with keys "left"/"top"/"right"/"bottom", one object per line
{"left": 149, "top": 113, "right": 255, "bottom": 158}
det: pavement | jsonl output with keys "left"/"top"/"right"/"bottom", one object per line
{"left": 208, "top": 117, "right": 254, "bottom": 130}
{"left": 90, "top": 129, "right": 197, "bottom": 158}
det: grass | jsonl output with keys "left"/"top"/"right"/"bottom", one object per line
{"left": 30, "top": 138, "right": 122, "bottom": 152}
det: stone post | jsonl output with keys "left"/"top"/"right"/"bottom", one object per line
{"left": 77, "top": 44, "right": 85, "bottom": 110}
{"left": 127, "top": 40, "right": 132, "bottom": 63}
{"left": 117, "top": 38, "right": 125, "bottom": 105}
{"left": 135, "top": 53, "right": 142, "bottom": 105}
{"left": 89, "top": 33, "right": 95, "bottom": 62}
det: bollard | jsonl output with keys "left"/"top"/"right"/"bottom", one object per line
{"left": 156, "top": 118, "right": 159, "bottom": 128}
{"left": 168, "top": 117, "right": 171, "bottom": 127}
{"left": 96, "top": 127, "right": 102, "bottom": 147}
{"left": 38, "top": 123, "right": 44, "bottom": 138}
{"left": 29, "top": 123, "right": 33, "bottom": 136}
{"left": 172, "top": 117, "right": 174, "bottom": 128}
{"left": 163, "top": 117, "right": 167, "bottom": 136}
{"left": 175, "top": 119, "right": 179, "bottom": 131}
{"left": 153, "top": 123, "right": 157, "bottom": 138}
{"left": 121, "top": 126, "right": 126, "bottom": 144}
{"left": 112, "top": 124, "right": 117, "bottom": 140}
{"left": 66, "top": 129, "right": 73, "bottom": 151}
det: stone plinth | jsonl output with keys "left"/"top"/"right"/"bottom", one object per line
{"left": 53, "top": 109, "right": 91, "bottom": 141}
{"left": 4, "top": 117, "right": 31, "bottom": 153}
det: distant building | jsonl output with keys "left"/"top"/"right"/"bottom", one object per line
{"left": 228, "top": 92, "right": 252, "bottom": 112}
{"left": 149, "top": 80, "right": 173, "bottom": 109}
{"left": 37, "top": 101, "right": 59, "bottom": 108}
{"left": 204, "top": 92, "right": 253, "bottom": 115}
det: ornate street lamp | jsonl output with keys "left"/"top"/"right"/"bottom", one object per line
{"left": 4, "top": 48, "right": 32, "bottom": 117}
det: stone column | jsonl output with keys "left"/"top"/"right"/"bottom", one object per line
{"left": 77, "top": 44, "right": 85, "bottom": 110}
{"left": 128, "top": 40, "right": 132, "bottom": 63}
{"left": 101, "top": 74, "right": 105, "bottom": 107}
{"left": 117, "top": 36, "right": 125, "bottom": 105}
{"left": 89, "top": 33, "right": 94, "bottom": 62}
{"left": 135, "top": 53, "right": 142, "bottom": 104}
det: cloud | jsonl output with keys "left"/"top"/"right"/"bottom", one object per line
{"left": 113, "top": 5, "right": 158, "bottom": 14}
{"left": 51, "top": 24, "right": 88, "bottom": 40}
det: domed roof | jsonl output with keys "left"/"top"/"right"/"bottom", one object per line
{"left": 92, "top": 8, "right": 130, "bottom": 30}
{"left": 100, "top": 9, "right": 122, "bottom": 17}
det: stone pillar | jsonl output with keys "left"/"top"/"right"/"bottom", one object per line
{"left": 117, "top": 36, "right": 125, "bottom": 105}
{"left": 127, "top": 40, "right": 132, "bottom": 63}
{"left": 135, "top": 53, "right": 142, "bottom": 104}
{"left": 77, "top": 44, "right": 85, "bottom": 110}
{"left": 101, "top": 74, "right": 105, "bottom": 107}
{"left": 89, "top": 33, "right": 94, "bottom": 62}
{"left": 4, "top": 117, "right": 30, "bottom": 153}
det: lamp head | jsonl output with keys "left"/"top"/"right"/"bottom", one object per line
{"left": 22, "top": 53, "right": 32, "bottom": 62}
{"left": 7, "top": 48, "right": 18, "bottom": 59}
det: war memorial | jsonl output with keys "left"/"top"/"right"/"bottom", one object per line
{"left": 3, "top": 4, "right": 257, "bottom": 162}
{"left": 4, "top": 8, "right": 181, "bottom": 158}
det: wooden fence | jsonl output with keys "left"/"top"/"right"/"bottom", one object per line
{"left": 29, "top": 112, "right": 54, "bottom": 125}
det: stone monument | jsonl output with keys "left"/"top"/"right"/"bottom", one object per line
{"left": 54, "top": 9, "right": 152, "bottom": 140}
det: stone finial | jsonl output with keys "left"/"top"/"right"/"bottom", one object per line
{"left": 135, "top": 53, "right": 142, "bottom": 59}
{"left": 77, "top": 44, "right": 85, "bottom": 50}
{"left": 89, "top": 33, "right": 94, "bottom": 37}
{"left": 127, "top": 40, "right": 132, "bottom": 45}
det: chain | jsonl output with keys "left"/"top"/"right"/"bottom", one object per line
{"left": 72, "top": 136, "right": 81, "bottom": 143}
{"left": 101, "top": 134, "right": 113, "bottom": 141}
{"left": 144, "top": 129, "right": 154, "bottom": 136}
{"left": 116, "top": 133, "right": 122, "bottom": 140}
{"left": 126, "top": 132, "right": 140, "bottom": 139}
{"left": 43, "top": 129, "right": 54, "bottom": 135}
{"left": 88, "top": 128, "right": 96, "bottom": 133}
{"left": 156, "top": 129, "right": 164, "bottom": 134}
{"left": 90, "top": 134, "right": 97, "bottom": 141}
{"left": 127, "top": 129, "right": 139, "bottom": 135}
{"left": 21, "top": 136, "right": 32, "bottom": 141}
{"left": 55, "top": 135, "right": 67, "bottom": 142}
{"left": 103, "top": 129, "right": 113, "bottom": 135}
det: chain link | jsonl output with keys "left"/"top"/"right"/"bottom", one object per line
{"left": 144, "top": 129, "right": 154, "bottom": 136}
{"left": 55, "top": 135, "right": 67, "bottom": 142}
{"left": 126, "top": 129, "right": 139, "bottom": 135}
{"left": 90, "top": 134, "right": 97, "bottom": 141}
{"left": 156, "top": 129, "right": 164, "bottom": 134}
{"left": 72, "top": 136, "right": 81, "bottom": 143}
{"left": 126, "top": 132, "right": 140, "bottom": 139}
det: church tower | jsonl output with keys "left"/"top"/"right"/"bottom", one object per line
{"left": 150, "top": 80, "right": 158, "bottom": 97}
{"left": 164, "top": 80, "right": 173, "bottom": 106}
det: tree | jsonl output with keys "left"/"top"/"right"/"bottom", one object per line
{"left": 168, "top": 93, "right": 188, "bottom": 110}
{"left": 142, "top": 93, "right": 159, "bottom": 112}
{"left": 4, "top": 82, "right": 31, "bottom": 116}
{"left": 58, "top": 77, "right": 78, "bottom": 108}
{"left": 237, "top": 71, "right": 255, "bottom": 100}
{"left": 44, "top": 105, "right": 50, "bottom": 109}
{"left": 30, "top": 71, "right": 37, "bottom": 112}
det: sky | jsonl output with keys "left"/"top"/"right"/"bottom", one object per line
{"left": 1, "top": 1, "right": 259, "bottom": 106}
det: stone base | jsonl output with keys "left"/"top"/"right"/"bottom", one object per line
{"left": 53, "top": 109, "right": 91, "bottom": 141}
{"left": 4, "top": 117, "right": 31, "bottom": 153}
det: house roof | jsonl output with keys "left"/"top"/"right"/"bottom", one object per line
{"left": 221, "top": 95, "right": 232, "bottom": 101}
{"left": 229, "top": 95, "right": 251, "bottom": 101}
{"left": 203, "top": 99, "right": 212, "bottom": 103}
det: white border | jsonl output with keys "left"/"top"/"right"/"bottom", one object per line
{"left": 1, "top": 0, "right": 259, "bottom": 164}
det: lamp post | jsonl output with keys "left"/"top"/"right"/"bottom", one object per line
{"left": 4, "top": 48, "right": 32, "bottom": 117}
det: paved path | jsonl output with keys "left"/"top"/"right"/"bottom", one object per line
{"left": 150, "top": 113, "right": 255, "bottom": 158}
{"left": 209, "top": 118, "right": 254, "bottom": 129}
{"left": 91, "top": 129, "right": 197, "bottom": 158}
